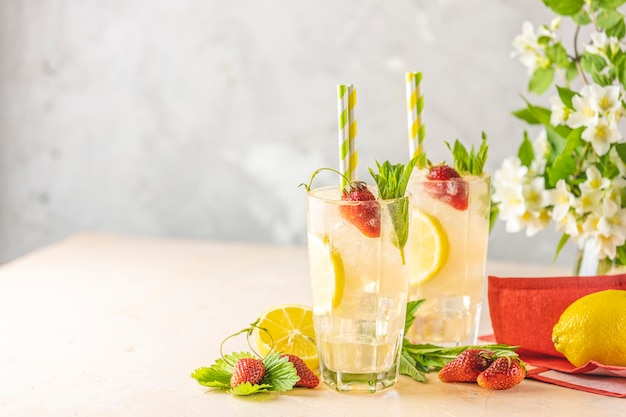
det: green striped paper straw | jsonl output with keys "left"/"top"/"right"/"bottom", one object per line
{"left": 406, "top": 72, "right": 425, "bottom": 160}
{"left": 337, "top": 84, "right": 358, "bottom": 189}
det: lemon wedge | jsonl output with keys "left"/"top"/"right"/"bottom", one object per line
{"left": 309, "top": 234, "right": 346, "bottom": 310}
{"left": 410, "top": 209, "right": 449, "bottom": 286}
{"left": 327, "top": 238, "right": 346, "bottom": 309}
{"left": 253, "top": 304, "right": 318, "bottom": 370}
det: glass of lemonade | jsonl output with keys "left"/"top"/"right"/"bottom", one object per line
{"left": 406, "top": 170, "right": 490, "bottom": 346}
{"left": 306, "top": 185, "right": 410, "bottom": 392}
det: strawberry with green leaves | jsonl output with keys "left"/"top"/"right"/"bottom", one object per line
{"left": 437, "top": 348, "right": 494, "bottom": 383}
{"left": 191, "top": 322, "right": 304, "bottom": 396}
{"left": 476, "top": 356, "right": 527, "bottom": 390}
{"left": 230, "top": 357, "right": 266, "bottom": 388}
{"left": 280, "top": 353, "right": 320, "bottom": 388}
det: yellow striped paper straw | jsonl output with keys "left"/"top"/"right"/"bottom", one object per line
{"left": 406, "top": 72, "right": 425, "bottom": 159}
{"left": 337, "top": 84, "right": 357, "bottom": 189}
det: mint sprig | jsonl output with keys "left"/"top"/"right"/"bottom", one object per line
{"left": 445, "top": 132, "right": 489, "bottom": 175}
{"left": 191, "top": 351, "right": 299, "bottom": 396}
{"left": 399, "top": 300, "right": 520, "bottom": 382}
{"left": 368, "top": 157, "right": 419, "bottom": 263}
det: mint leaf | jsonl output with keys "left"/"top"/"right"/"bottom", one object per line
{"left": 262, "top": 351, "right": 300, "bottom": 392}
{"left": 399, "top": 348, "right": 427, "bottom": 382}
{"left": 369, "top": 157, "right": 418, "bottom": 263}
{"left": 404, "top": 299, "right": 425, "bottom": 335}
{"left": 446, "top": 133, "right": 489, "bottom": 175}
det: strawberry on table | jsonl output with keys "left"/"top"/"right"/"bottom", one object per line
{"left": 230, "top": 358, "right": 266, "bottom": 388}
{"left": 339, "top": 181, "right": 380, "bottom": 238}
{"left": 476, "top": 357, "right": 527, "bottom": 390}
{"left": 438, "top": 348, "right": 494, "bottom": 383}
{"left": 425, "top": 164, "right": 469, "bottom": 211}
{"left": 280, "top": 353, "right": 320, "bottom": 388}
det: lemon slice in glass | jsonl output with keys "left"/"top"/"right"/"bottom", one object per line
{"left": 309, "top": 234, "right": 346, "bottom": 310}
{"left": 410, "top": 210, "right": 449, "bottom": 286}
{"left": 253, "top": 304, "right": 318, "bottom": 370}
{"left": 327, "top": 237, "right": 346, "bottom": 309}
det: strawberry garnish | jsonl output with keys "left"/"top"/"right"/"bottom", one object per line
{"left": 280, "top": 353, "right": 320, "bottom": 388}
{"left": 425, "top": 164, "right": 468, "bottom": 211}
{"left": 230, "top": 357, "right": 266, "bottom": 388}
{"left": 476, "top": 357, "right": 527, "bottom": 390}
{"left": 438, "top": 348, "right": 494, "bottom": 383}
{"left": 339, "top": 181, "right": 380, "bottom": 238}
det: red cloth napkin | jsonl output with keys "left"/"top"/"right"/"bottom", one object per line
{"left": 487, "top": 274, "right": 626, "bottom": 397}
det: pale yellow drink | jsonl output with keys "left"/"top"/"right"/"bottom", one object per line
{"left": 406, "top": 171, "right": 490, "bottom": 346}
{"left": 306, "top": 185, "right": 410, "bottom": 392}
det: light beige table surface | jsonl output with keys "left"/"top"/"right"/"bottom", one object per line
{"left": 0, "top": 233, "right": 621, "bottom": 416}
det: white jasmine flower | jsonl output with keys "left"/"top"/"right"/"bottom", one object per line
{"left": 585, "top": 31, "right": 620, "bottom": 57}
{"left": 593, "top": 198, "right": 626, "bottom": 259}
{"left": 503, "top": 209, "right": 550, "bottom": 237}
{"left": 589, "top": 84, "right": 621, "bottom": 113}
{"left": 549, "top": 17, "right": 562, "bottom": 31}
{"left": 544, "top": 179, "right": 575, "bottom": 221}
{"left": 594, "top": 233, "right": 623, "bottom": 259}
{"left": 512, "top": 21, "right": 550, "bottom": 73}
{"left": 493, "top": 156, "right": 528, "bottom": 191}
{"left": 523, "top": 176, "right": 547, "bottom": 212}
{"left": 567, "top": 86, "right": 598, "bottom": 129}
{"left": 597, "top": 198, "right": 626, "bottom": 241}
{"left": 550, "top": 96, "right": 570, "bottom": 126}
{"left": 574, "top": 189, "right": 603, "bottom": 216}
{"left": 579, "top": 165, "right": 611, "bottom": 194}
{"left": 586, "top": 31, "right": 609, "bottom": 55}
{"left": 581, "top": 117, "right": 622, "bottom": 156}
{"left": 554, "top": 211, "right": 582, "bottom": 238}
{"left": 493, "top": 185, "right": 526, "bottom": 221}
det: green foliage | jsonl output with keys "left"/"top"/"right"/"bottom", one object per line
{"left": 517, "top": 132, "right": 536, "bottom": 168}
{"left": 542, "top": 0, "right": 585, "bottom": 16}
{"left": 529, "top": 67, "right": 555, "bottom": 94}
{"left": 500, "top": 0, "right": 626, "bottom": 265}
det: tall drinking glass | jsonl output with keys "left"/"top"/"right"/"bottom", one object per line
{"left": 406, "top": 171, "right": 490, "bottom": 346}
{"left": 306, "top": 185, "right": 410, "bottom": 392}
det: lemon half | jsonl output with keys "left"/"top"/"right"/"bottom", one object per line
{"left": 409, "top": 210, "right": 449, "bottom": 286}
{"left": 254, "top": 304, "right": 318, "bottom": 369}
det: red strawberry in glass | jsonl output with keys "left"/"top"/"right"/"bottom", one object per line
{"left": 425, "top": 164, "right": 469, "bottom": 211}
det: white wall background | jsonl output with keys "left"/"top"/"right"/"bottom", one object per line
{"left": 0, "top": 0, "right": 577, "bottom": 268}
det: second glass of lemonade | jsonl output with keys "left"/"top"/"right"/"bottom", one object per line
{"left": 406, "top": 170, "right": 490, "bottom": 346}
{"left": 306, "top": 185, "right": 410, "bottom": 392}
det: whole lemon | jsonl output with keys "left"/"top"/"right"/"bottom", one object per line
{"left": 552, "top": 289, "right": 626, "bottom": 367}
